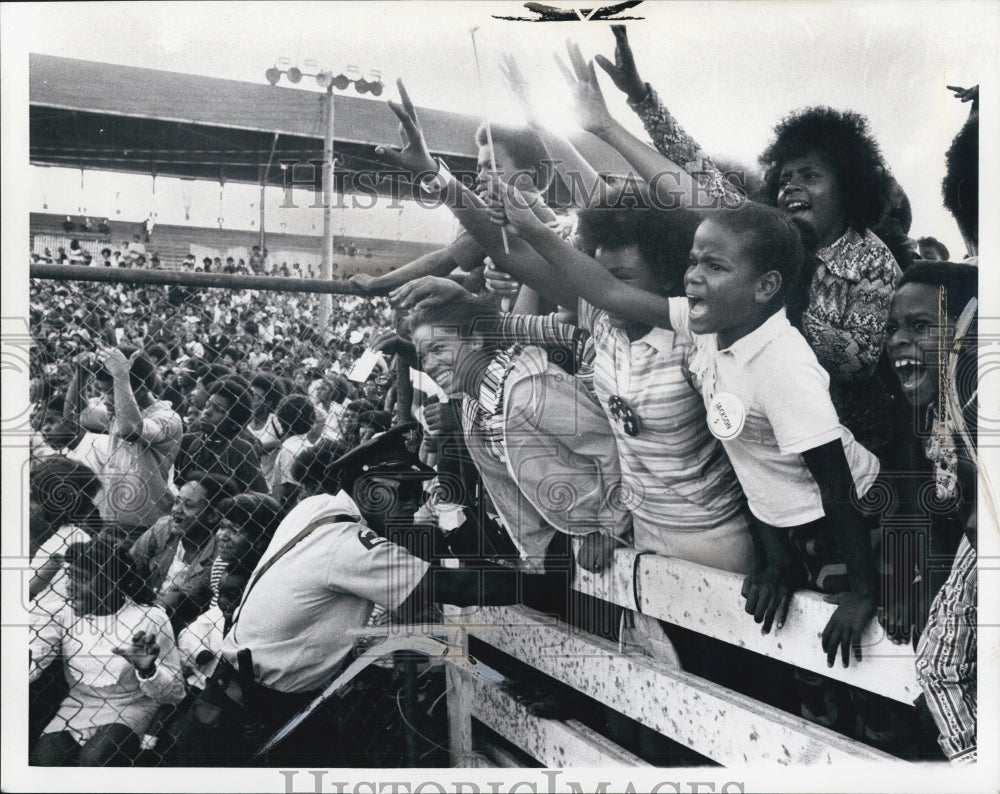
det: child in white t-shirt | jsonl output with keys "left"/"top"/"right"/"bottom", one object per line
{"left": 499, "top": 187, "right": 880, "bottom": 669}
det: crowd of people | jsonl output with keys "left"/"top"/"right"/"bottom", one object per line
{"left": 26, "top": 26, "right": 979, "bottom": 769}
{"left": 32, "top": 238, "right": 327, "bottom": 279}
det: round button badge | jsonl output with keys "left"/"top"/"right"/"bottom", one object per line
{"left": 707, "top": 392, "right": 746, "bottom": 440}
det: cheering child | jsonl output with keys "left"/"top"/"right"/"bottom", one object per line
{"left": 496, "top": 183, "right": 881, "bottom": 668}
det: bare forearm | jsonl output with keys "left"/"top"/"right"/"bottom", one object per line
{"left": 597, "top": 122, "right": 702, "bottom": 208}
{"left": 535, "top": 128, "right": 606, "bottom": 208}
{"left": 519, "top": 220, "right": 671, "bottom": 328}
{"left": 370, "top": 249, "right": 462, "bottom": 292}
{"left": 443, "top": 180, "right": 577, "bottom": 307}
{"left": 112, "top": 375, "right": 143, "bottom": 436}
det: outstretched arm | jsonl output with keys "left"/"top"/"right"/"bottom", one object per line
{"left": 594, "top": 26, "right": 739, "bottom": 204}
{"left": 501, "top": 52, "right": 606, "bottom": 208}
{"left": 375, "top": 79, "right": 578, "bottom": 308}
{"left": 558, "top": 40, "right": 717, "bottom": 209}
{"left": 498, "top": 179, "right": 673, "bottom": 329}
{"left": 349, "top": 236, "right": 484, "bottom": 295}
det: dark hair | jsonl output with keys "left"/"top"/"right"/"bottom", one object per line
{"left": 704, "top": 203, "right": 817, "bottom": 327}
{"left": 201, "top": 363, "right": 236, "bottom": 388}
{"left": 345, "top": 398, "right": 377, "bottom": 415}
{"left": 942, "top": 114, "right": 978, "bottom": 249}
{"left": 406, "top": 294, "right": 502, "bottom": 344}
{"left": 30, "top": 456, "right": 102, "bottom": 527}
{"left": 183, "top": 470, "right": 239, "bottom": 505}
{"left": 358, "top": 410, "right": 392, "bottom": 434}
{"left": 291, "top": 439, "right": 352, "bottom": 495}
{"left": 475, "top": 123, "right": 550, "bottom": 190}
{"left": 917, "top": 237, "right": 950, "bottom": 261}
{"left": 217, "top": 492, "right": 281, "bottom": 572}
{"left": 576, "top": 185, "right": 703, "bottom": 296}
{"left": 896, "top": 262, "right": 978, "bottom": 322}
{"left": 760, "top": 107, "right": 892, "bottom": 234}
{"left": 65, "top": 537, "right": 153, "bottom": 605}
{"left": 144, "top": 344, "right": 170, "bottom": 366}
{"left": 250, "top": 372, "right": 288, "bottom": 412}
{"left": 871, "top": 178, "right": 916, "bottom": 271}
{"left": 276, "top": 393, "right": 317, "bottom": 437}
{"left": 207, "top": 376, "right": 254, "bottom": 430}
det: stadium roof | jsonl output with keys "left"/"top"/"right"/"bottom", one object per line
{"left": 29, "top": 53, "right": 629, "bottom": 194}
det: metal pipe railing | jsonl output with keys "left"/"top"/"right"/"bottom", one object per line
{"left": 29, "top": 263, "right": 367, "bottom": 296}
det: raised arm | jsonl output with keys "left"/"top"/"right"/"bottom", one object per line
{"left": 374, "top": 79, "right": 578, "bottom": 308}
{"left": 594, "top": 26, "right": 739, "bottom": 205}
{"left": 558, "top": 41, "right": 715, "bottom": 210}
{"left": 501, "top": 52, "right": 606, "bottom": 207}
{"left": 498, "top": 179, "right": 673, "bottom": 330}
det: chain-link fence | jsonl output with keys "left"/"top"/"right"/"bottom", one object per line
{"left": 25, "top": 263, "right": 455, "bottom": 767}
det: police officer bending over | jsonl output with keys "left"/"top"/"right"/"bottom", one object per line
{"left": 174, "top": 423, "right": 559, "bottom": 766}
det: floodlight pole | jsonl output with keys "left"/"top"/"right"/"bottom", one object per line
{"left": 320, "top": 83, "right": 335, "bottom": 330}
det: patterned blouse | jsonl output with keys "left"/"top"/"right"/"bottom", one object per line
{"left": 630, "top": 87, "right": 900, "bottom": 451}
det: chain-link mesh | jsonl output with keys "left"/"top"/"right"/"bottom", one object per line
{"left": 25, "top": 266, "right": 453, "bottom": 767}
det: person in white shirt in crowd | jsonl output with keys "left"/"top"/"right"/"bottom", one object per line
{"left": 30, "top": 539, "right": 186, "bottom": 767}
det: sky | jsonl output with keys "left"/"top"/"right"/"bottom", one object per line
{"left": 5, "top": 0, "right": 997, "bottom": 255}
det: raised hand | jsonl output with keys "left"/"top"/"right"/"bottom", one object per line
{"left": 500, "top": 53, "right": 541, "bottom": 128}
{"left": 423, "top": 398, "right": 461, "bottom": 437}
{"left": 483, "top": 258, "right": 522, "bottom": 298}
{"left": 555, "top": 41, "right": 616, "bottom": 136}
{"left": 822, "top": 591, "right": 877, "bottom": 668}
{"left": 594, "top": 25, "right": 646, "bottom": 103}
{"left": 390, "top": 276, "right": 472, "bottom": 311}
{"left": 375, "top": 79, "right": 437, "bottom": 177}
{"left": 496, "top": 178, "right": 549, "bottom": 237}
{"left": 95, "top": 346, "right": 130, "bottom": 379}
{"left": 946, "top": 84, "right": 979, "bottom": 105}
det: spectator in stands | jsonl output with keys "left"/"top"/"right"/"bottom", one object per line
{"left": 249, "top": 245, "right": 265, "bottom": 274}
{"left": 174, "top": 376, "right": 268, "bottom": 493}
{"left": 407, "top": 294, "right": 630, "bottom": 571}
{"left": 27, "top": 456, "right": 103, "bottom": 746}
{"left": 67, "top": 346, "right": 183, "bottom": 546}
{"left": 269, "top": 394, "right": 317, "bottom": 510}
{"left": 336, "top": 398, "right": 376, "bottom": 448}
{"left": 30, "top": 538, "right": 185, "bottom": 766}
{"left": 28, "top": 456, "right": 102, "bottom": 608}
{"left": 885, "top": 262, "right": 977, "bottom": 763}
{"left": 916, "top": 237, "right": 950, "bottom": 261}
{"left": 130, "top": 472, "right": 235, "bottom": 632}
{"left": 214, "top": 492, "right": 282, "bottom": 583}
{"left": 175, "top": 425, "right": 560, "bottom": 765}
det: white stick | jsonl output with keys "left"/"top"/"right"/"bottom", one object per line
{"left": 470, "top": 26, "right": 510, "bottom": 255}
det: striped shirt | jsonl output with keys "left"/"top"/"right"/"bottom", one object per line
{"left": 578, "top": 300, "right": 747, "bottom": 548}
{"left": 915, "top": 535, "right": 977, "bottom": 764}
{"left": 497, "top": 307, "right": 749, "bottom": 561}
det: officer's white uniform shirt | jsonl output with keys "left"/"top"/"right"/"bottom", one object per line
{"left": 221, "top": 491, "right": 430, "bottom": 694}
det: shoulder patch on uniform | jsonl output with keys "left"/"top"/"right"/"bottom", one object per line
{"left": 357, "top": 528, "right": 388, "bottom": 550}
